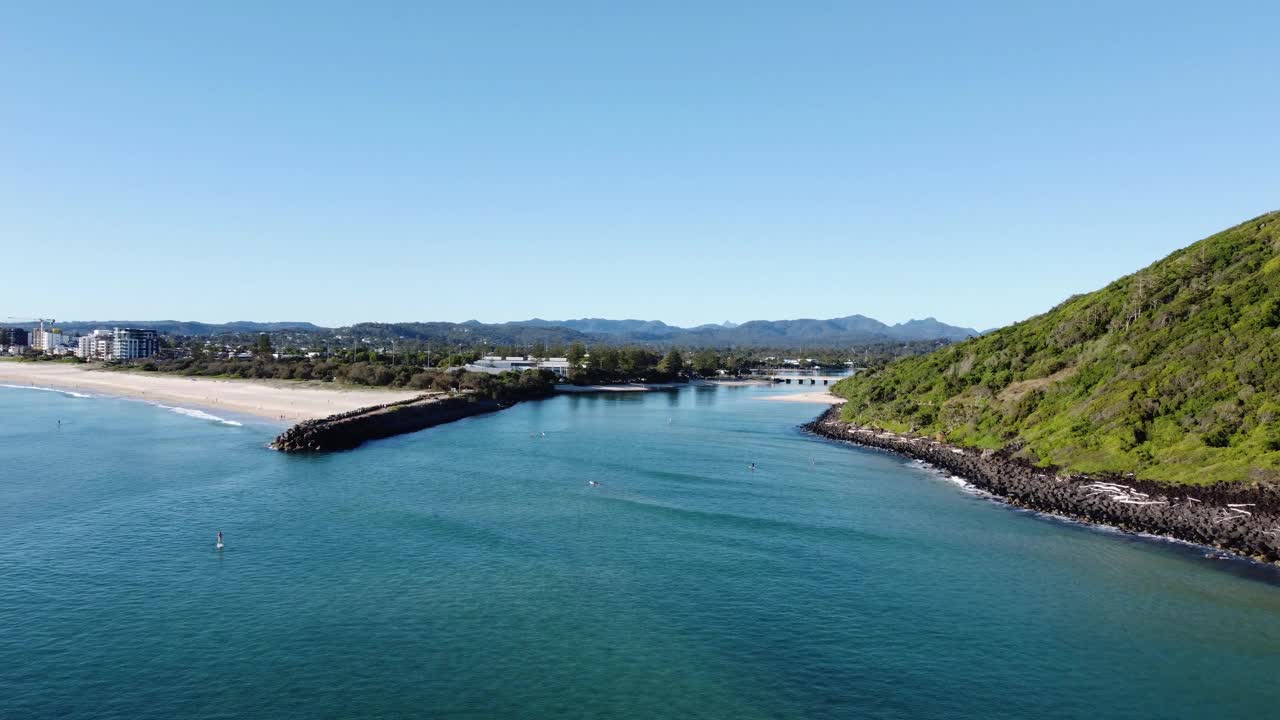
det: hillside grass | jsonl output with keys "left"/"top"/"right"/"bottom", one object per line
{"left": 832, "top": 211, "right": 1280, "bottom": 485}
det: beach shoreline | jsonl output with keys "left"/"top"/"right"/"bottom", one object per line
{"left": 0, "top": 363, "right": 419, "bottom": 422}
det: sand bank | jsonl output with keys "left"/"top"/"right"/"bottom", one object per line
{"left": 0, "top": 363, "right": 418, "bottom": 422}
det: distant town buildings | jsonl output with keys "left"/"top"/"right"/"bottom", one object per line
{"left": 31, "top": 328, "right": 69, "bottom": 353}
{"left": 0, "top": 325, "right": 162, "bottom": 361}
{"left": 110, "top": 328, "right": 159, "bottom": 360}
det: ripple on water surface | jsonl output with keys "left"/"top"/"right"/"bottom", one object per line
{"left": 1, "top": 384, "right": 1279, "bottom": 720}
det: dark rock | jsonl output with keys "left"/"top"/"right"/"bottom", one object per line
{"left": 271, "top": 394, "right": 505, "bottom": 453}
{"left": 804, "top": 406, "right": 1280, "bottom": 564}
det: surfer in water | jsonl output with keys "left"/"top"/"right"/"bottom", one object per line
{"left": 216, "top": 530, "right": 224, "bottom": 549}
{"left": 749, "top": 462, "right": 757, "bottom": 471}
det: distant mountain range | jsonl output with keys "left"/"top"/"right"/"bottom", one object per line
{"left": 45, "top": 315, "right": 978, "bottom": 348}
{"left": 511, "top": 316, "right": 979, "bottom": 345}
{"left": 350, "top": 315, "right": 978, "bottom": 348}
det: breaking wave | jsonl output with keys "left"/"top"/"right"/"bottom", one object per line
{"left": 0, "top": 383, "right": 93, "bottom": 398}
{"left": 153, "top": 404, "right": 243, "bottom": 426}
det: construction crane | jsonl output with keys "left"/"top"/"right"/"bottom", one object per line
{"left": 6, "top": 317, "right": 56, "bottom": 333}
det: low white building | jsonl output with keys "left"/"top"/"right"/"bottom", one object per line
{"left": 465, "top": 356, "right": 571, "bottom": 378}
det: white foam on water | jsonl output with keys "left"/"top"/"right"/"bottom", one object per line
{"left": 154, "top": 404, "right": 244, "bottom": 426}
{"left": 2, "top": 384, "right": 244, "bottom": 426}
{"left": 944, "top": 474, "right": 988, "bottom": 496}
{"left": 838, "top": 435, "right": 1272, "bottom": 567}
{"left": 0, "top": 383, "right": 93, "bottom": 398}
{"left": 1019, "top": 501, "right": 1241, "bottom": 559}
{"left": 907, "top": 457, "right": 993, "bottom": 499}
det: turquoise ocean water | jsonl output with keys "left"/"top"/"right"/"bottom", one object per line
{"left": 1, "top": 383, "right": 1278, "bottom": 719}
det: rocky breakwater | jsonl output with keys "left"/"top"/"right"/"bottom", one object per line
{"left": 271, "top": 394, "right": 504, "bottom": 453}
{"left": 806, "top": 406, "right": 1280, "bottom": 564}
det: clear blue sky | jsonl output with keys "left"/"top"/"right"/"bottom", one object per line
{"left": 2, "top": 2, "right": 1277, "bottom": 330}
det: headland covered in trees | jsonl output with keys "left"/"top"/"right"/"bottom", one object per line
{"left": 816, "top": 211, "right": 1280, "bottom": 562}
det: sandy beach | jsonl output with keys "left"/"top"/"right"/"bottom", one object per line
{"left": 0, "top": 363, "right": 419, "bottom": 422}
{"left": 760, "top": 390, "right": 843, "bottom": 404}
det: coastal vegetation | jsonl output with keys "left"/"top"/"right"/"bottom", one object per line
{"left": 89, "top": 338, "right": 948, "bottom": 389}
{"left": 566, "top": 347, "right": 687, "bottom": 384}
{"left": 11, "top": 353, "right": 85, "bottom": 363}
{"left": 832, "top": 211, "right": 1280, "bottom": 485}
{"left": 110, "top": 352, "right": 558, "bottom": 400}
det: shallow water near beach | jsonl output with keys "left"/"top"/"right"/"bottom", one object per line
{"left": 2, "top": 384, "right": 1278, "bottom": 719}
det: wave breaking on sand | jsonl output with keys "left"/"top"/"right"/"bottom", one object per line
{"left": 0, "top": 383, "right": 94, "bottom": 398}
{"left": 152, "top": 403, "right": 244, "bottom": 427}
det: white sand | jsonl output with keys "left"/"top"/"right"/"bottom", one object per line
{"left": 760, "top": 390, "right": 843, "bottom": 404}
{"left": 0, "top": 363, "right": 419, "bottom": 422}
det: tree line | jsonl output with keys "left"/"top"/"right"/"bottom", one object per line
{"left": 109, "top": 335, "right": 952, "bottom": 388}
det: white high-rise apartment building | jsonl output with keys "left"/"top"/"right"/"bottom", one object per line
{"left": 76, "top": 330, "right": 114, "bottom": 360}
{"left": 109, "top": 328, "right": 159, "bottom": 360}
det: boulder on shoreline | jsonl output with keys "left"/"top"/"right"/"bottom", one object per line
{"left": 805, "top": 406, "right": 1280, "bottom": 564}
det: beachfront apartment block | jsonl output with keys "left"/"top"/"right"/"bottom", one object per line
{"left": 109, "top": 328, "right": 159, "bottom": 360}
{"left": 76, "top": 330, "right": 115, "bottom": 360}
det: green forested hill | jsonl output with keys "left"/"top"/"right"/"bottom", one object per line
{"left": 832, "top": 211, "right": 1280, "bottom": 485}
